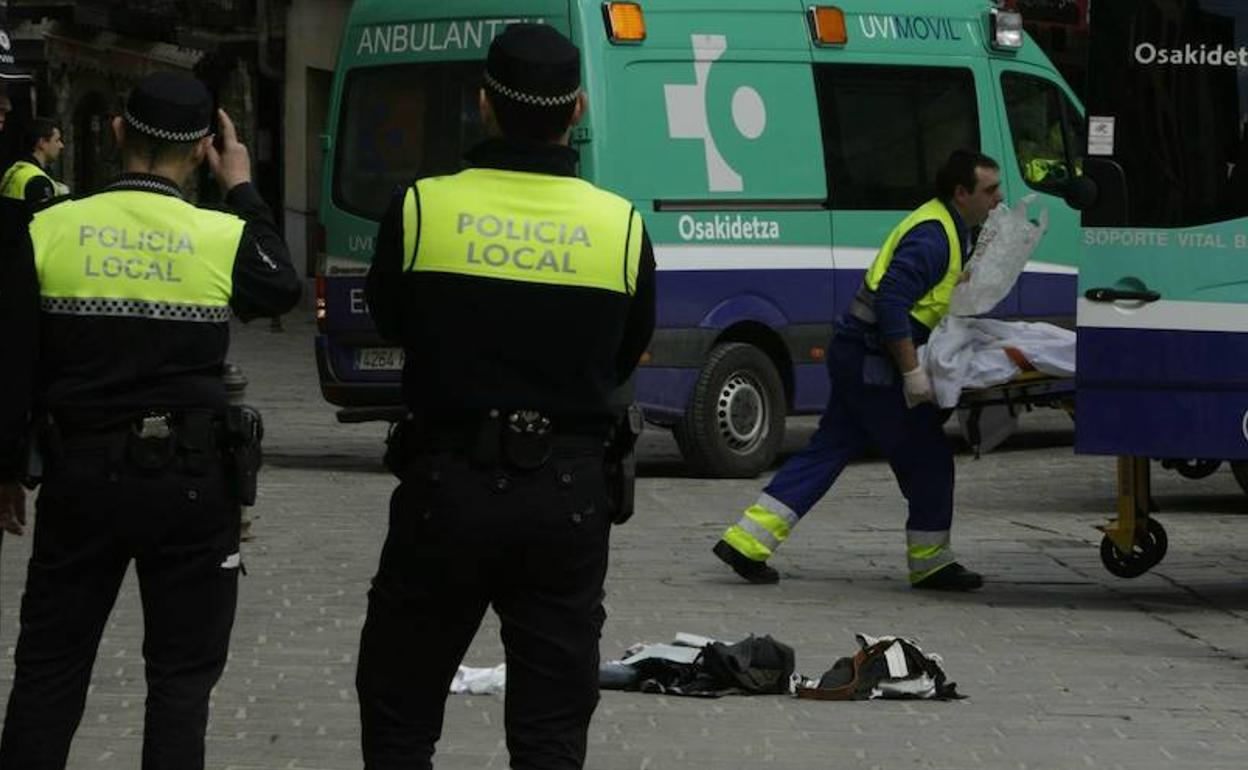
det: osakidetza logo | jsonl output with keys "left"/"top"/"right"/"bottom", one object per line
{"left": 1134, "top": 40, "right": 1248, "bottom": 67}
{"left": 677, "top": 214, "right": 781, "bottom": 242}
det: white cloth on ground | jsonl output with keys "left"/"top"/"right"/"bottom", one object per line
{"left": 449, "top": 664, "right": 506, "bottom": 695}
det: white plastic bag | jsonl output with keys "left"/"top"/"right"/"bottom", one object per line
{"left": 949, "top": 195, "right": 1048, "bottom": 317}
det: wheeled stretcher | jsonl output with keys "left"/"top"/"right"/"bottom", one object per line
{"left": 956, "top": 372, "right": 1192, "bottom": 578}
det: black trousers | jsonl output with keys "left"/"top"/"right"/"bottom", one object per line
{"left": 0, "top": 442, "right": 241, "bottom": 770}
{"left": 356, "top": 445, "right": 612, "bottom": 770}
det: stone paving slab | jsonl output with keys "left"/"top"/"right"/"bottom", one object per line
{"left": 1, "top": 315, "right": 1247, "bottom": 769}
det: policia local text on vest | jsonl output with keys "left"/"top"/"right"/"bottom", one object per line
{"left": 0, "top": 71, "right": 300, "bottom": 770}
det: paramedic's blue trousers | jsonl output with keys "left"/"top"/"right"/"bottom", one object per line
{"left": 724, "top": 335, "right": 956, "bottom": 579}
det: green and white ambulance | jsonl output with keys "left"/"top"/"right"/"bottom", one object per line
{"left": 316, "top": 0, "right": 1086, "bottom": 477}
{"left": 1074, "top": 0, "right": 1248, "bottom": 576}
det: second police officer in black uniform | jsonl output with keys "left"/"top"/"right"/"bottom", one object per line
{"left": 0, "top": 71, "right": 300, "bottom": 770}
{"left": 355, "top": 23, "right": 656, "bottom": 770}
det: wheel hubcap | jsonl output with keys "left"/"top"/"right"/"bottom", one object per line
{"left": 716, "top": 370, "right": 768, "bottom": 454}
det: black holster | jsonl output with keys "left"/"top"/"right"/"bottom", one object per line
{"left": 604, "top": 405, "right": 643, "bottom": 525}
{"left": 383, "top": 417, "right": 415, "bottom": 478}
{"left": 224, "top": 405, "right": 264, "bottom": 506}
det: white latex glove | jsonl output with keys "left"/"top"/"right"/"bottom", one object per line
{"left": 901, "top": 366, "right": 934, "bottom": 409}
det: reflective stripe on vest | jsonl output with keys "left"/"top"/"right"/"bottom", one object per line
{"left": 863, "top": 199, "right": 963, "bottom": 329}
{"left": 31, "top": 190, "right": 245, "bottom": 322}
{"left": 0, "top": 160, "right": 52, "bottom": 201}
{"left": 403, "top": 168, "right": 642, "bottom": 295}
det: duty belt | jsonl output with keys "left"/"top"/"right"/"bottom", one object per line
{"left": 849, "top": 284, "right": 878, "bottom": 325}
{"left": 387, "top": 409, "right": 608, "bottom": 475}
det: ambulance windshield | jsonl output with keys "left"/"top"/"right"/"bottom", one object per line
{"left": 334, "top": 61, "right": 487, "bottom": 220}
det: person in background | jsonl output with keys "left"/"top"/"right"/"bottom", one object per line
{"left": 0, "top": 116, "right": 66, "bottom": 204}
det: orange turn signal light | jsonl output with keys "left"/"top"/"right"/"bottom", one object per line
{"left": 809, "top": 6, "right": 848, "bottom": 46}
{"left": 604, "top": 2, "right": 646, "bottom": 43}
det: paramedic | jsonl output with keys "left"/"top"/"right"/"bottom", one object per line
{"left": 355, "top": 23, "right": 655, "bottom": 770}
{"left": 713, "top": 149, "right": 1002, "bottom": 592}
{"left": 0, "top": 71, "right": 301, "bottom": 769}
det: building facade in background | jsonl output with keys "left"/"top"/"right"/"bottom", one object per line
{"left": 3, "top": 0, "right": 349, "bottom": 283}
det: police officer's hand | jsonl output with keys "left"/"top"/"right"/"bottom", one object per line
{"left": 205, "top": 108, "right": 252, "bottom": 194}
{"left": 0, "top": 482, "right": 26, "bottom": 536}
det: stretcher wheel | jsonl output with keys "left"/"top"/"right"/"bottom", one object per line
{"left": 1099, "top": 518, "right": 1168, "bottom": 578}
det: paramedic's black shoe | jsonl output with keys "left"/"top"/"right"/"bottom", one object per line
{"left": 911, "top": 563, "right": 983, "bottom": 592}
{"left": 713, "top": 539, "right": 779, "bottom": 585}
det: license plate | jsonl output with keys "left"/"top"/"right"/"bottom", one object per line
{"left": 356, "top": 347, "right": 405, "bottom": 371}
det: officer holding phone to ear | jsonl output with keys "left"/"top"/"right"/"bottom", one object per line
{"left": 0, "top": 71, "right": 300, "bottom": 770}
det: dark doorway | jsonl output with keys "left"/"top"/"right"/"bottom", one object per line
{"left": 73, "top": 91, "right": 117, "bottom": 194}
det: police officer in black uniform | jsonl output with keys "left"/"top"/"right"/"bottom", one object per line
{"left": 356, "top": 24, "right": 656, "bottom": 770}
{"left": 0, "top": 21, "right": 33, "bottom": 629}
{"left": 0, "top": 71, "right": 300, "bottom": 770}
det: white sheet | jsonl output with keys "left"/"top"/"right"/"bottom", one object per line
{"left": 920, "top": 316, "right": 1076, "bottom": 408}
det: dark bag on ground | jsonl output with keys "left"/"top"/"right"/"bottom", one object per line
{"left": 627, "top": 634, "right": 796, "bottom": 697}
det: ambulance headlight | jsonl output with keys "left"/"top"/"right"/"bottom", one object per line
{"left": 990, "top": 8, "right": 1024, "bottom": 50}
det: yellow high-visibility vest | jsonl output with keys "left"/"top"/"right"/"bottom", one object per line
{"left": 402, "top": 167, "right": 643, "bottom": 296}
{"left": 863, "top": 199, "right": 964, "bottom": 329}
{"left": 31, "top": 190, "right": 245, "bottom": 322}
{"left": 0, "top": 160, "right": 52, "bottom": 201}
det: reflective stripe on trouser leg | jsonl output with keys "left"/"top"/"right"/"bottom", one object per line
{"left": 907, "top": 529, "right": 955, "bottom": 584}
{"left": 722, "top": 494, "right": 800, "bottom": 562}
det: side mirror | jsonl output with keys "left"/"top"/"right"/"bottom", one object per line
{"left": 1080, "top": 158, "right": 1129, "bottom": 227}
{"left": 1064, "top": 176, "right": 1098, "bottom": 211}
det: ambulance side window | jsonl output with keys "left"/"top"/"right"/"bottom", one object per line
{"left": 334, "top": 62, "right": 486, "bottom": 220}
{"left": 814, "top": 65, "right": 979, "bottom": 210}
{"left": 1001, "top": 72, "right": 1084, "bottom": 193}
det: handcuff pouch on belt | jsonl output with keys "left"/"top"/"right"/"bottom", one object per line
{"left": 501, "top": 410, "right": 552, "bottom": 471}
{"left": 127, "top": 413, "right": 178, "bottom": 472}
{"left": 224, "top": 405, "right": 264, "bottom": 506}
{"left": 604, "top": 404, "right": 644, "bottom": 525}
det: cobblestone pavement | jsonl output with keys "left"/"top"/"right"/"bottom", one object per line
{"left": 3, "top": 315, "right": 1248, "bottom": 769}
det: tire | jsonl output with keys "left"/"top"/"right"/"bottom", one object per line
{"left": 1231, "top": 461, "right": 1248, "bottom": 496}
{"left": 1160, "top": 458, "right": 1221, "bottom": 480}
{"left": 674, "top": 342, "right": 786, "bottom": 478}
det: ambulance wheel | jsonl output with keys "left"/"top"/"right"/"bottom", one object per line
{"left": 1230, "top": 461, "right": 1248, "bottom": 496}
{"left": 1161, "top": 458, "right": 1221, "bottom": 480}
{"left": 675, "top": 342, "right": 785, "bottom": 478}
{"left": 1099, "top": 518, "right": 1168, "bottom": 578}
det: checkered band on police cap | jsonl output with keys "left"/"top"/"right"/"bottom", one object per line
{"left": 124, "top": 71, "right": 214, "bottom": 143}
{"left": 484, "top": 23, "right": 581, "bottom": 108}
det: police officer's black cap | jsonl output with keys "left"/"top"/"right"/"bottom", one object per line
{"left": 484, "top": 24, "right": 581, "bottom": 108}
{"left": 124, "top": 71, "right": 213, "bottom": 143}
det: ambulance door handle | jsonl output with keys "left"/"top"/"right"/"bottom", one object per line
{"left": 1084, "top": 287, "right": 1161, "bottom": 303}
